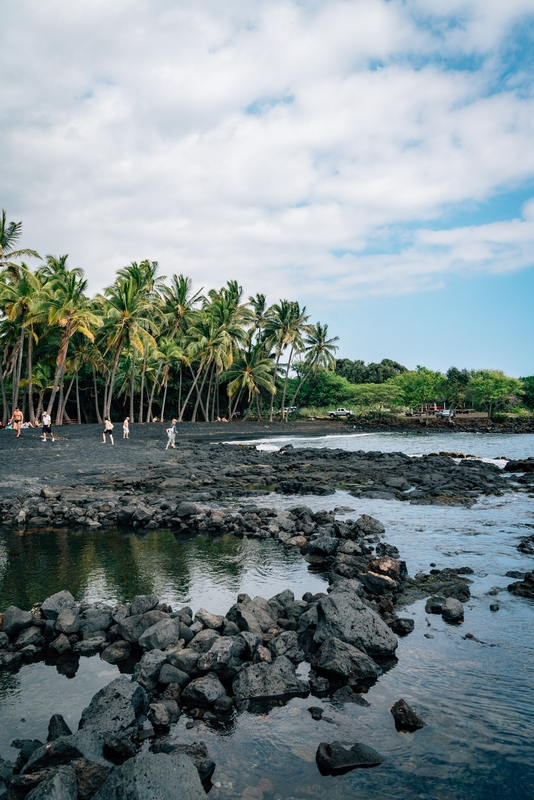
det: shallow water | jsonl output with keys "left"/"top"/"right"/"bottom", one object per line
{"left": 1, "top": 433, "right": 533, "bottom": 798}
{"left": 229, "top": 430, "right": 534, "bottom": 460}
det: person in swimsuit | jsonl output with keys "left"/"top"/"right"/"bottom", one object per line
{"left": 165, "top": 419, "right": 177, "bottom": 449}
{"left": 10, "top": 408, "right": 24, "bottom": 438}
{"left": 102, "top": 418, "right": 114, "bottom": 445}
{"left": 41, "top": 411, "right": 55, "bottom": 441}
{"left": 123, "top": 417, "right": 130, "bottom": 439}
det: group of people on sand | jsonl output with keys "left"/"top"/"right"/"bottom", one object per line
{"left": 4, "top": 412, "right": 192, "bottom": 450}
{"left": 3, "top": 408, "right": 55, "bottom": 441}
{"left": 100, "top": 417, "right": 179, "bottom": 449}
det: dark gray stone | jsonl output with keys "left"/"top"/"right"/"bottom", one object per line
{"left": 166, "top": 649, "right": 199, "bottom": 674}
{"left": 158, "top": 663, "right": 191, "bottom": 688}
{"left": 232, "top": 655, "right": 309, "bottom": 700}
{"left": 129, "top": 594, "right": 160, "bottom": 616}
{"left": 390, "top": 698, "right": 425, "bottom": 732}
{"left": 117, "top": 610, "right": 169, "bottom": 644}
{"left": 55, "top": 607, "right": 81, "bottom": 635}
{"left": 312, "top": 638, "right": 380, "bottom": 682}
{"left": 100, "top": 640, "right": 131, "bottom": 664}
{"left": 226, "top": 596, "right": 276, "bottom": 633}
{"left": 138, "top": 619, "right": 181, "bottom": 651}
{"left": 78, "top": 676, "right": 148, "bottom": 735}
{"left": 316, "top": 741, "right": 384, "bottom": 774}
{"left": 314, "top": 588, "right": 398, "bottom": 657}
{"left": 187, "top": 628, "right": 221, "bottom": 654}
{"left": 41, "top": 592, "right": 76, "bottom": 622}
{"left": 78, "top": 607, "right": 113, "bottom": 635}
{"left": 181, "top": 672, "right": 226, "bottom": 706}
{"left": 150, "top": 741, "right": 215, "bottom": 782}
{"left": 92, "top": 752, "right": 205, "bottom": 800}
{"left": 25, "top": 765, "right": 78, "bottom": 799}
{"left": 48, "top": 715, "right": 73, "bottom": 742}
{"left": 2, "top": 605, "right": 33, "bottom": 637}
{"left": 441, "top": 597, "right": 464, "bottom": 622}
{"left": 132, "top": 650, "right": 168, "bottom": 691}
{"left": 14, "top": 626, "right": 45, "bottom": 650}
{"left": 268, "top": 631, "right": 304, "bottom": 664}
{"left": 355, "top": 515, "right": 385, "bottom": 535}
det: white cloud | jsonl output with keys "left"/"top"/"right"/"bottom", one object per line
{"left": 1, "top": 0, "right": 534, "bottom": 303}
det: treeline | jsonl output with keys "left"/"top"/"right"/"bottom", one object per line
{"left": 0, "top": 211, "right": 340, "bottom": 425}
{"left": 289, "top": 363, "right": 534, "bottom": 419}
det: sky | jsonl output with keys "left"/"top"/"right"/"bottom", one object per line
{"left": 1, "top": 0, "right": 533, "bottom": 375}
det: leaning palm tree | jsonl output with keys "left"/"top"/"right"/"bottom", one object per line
{"left": 0, "top": 210, "right": 41, "bottom": 270}
{"left": 288, "top": 322, "right": 340, "bottom": 409}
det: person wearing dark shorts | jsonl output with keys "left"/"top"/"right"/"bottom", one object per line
{"left": 102, "top": 418, "right": 114, "bottom": 445}
{"left": 41, "top": 412, "right": 55, "bottom": 442}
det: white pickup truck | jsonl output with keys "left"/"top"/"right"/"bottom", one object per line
{"left": 328, "top": 407, "right": 353, "bottom": 418}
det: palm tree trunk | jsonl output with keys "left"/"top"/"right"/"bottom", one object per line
{"left": 179, "top": 365, "right": 203, "bottom": 422}
{"left": 106, "top": 337, "right": 124, "bottom": 418}
{"left": 289, "top": 359, "right": 317, "bottom": 409}
{"left": 256, "top": 392, "right": 262, "bottom": 420}
{"left": 36, "top": 393, "right": 44, "bottom": 420}
{"left": 48, "top": 358, "right": 67, "bottom": 421}
{"left": 280, "top": 345, "right": 294, "bottom": 421}
{"left": 0, "top": 359, "right": 9, "bottom": 424}
{"left": 129, "top": 347, "right": 136, "bottom": 422}
{"left": 92, "top": 366, "right": 103, "bottom": 424}
{"left": 27, "top": 328, "right": 36, "bottom": 424}
{"left": 12, "top": 321, "right": 25, "bottom": 409}
{"left": 268, "top": 351, "right": 282, "bottom": 422}
{"left": 192, "top": 365, "right": 210, "bottom": 422}
{"left": 229, "top": 388, "right": 243, "bottom": 421}
{"left": 76, "top": 371, "right": 81, "bottom": 423}
{"left": 178, "top": 366, "right": 183, "bottom": 417}
{"left": 138, "top": 344, "right": 147, "bottom": 423}
{"left": 61, "top": 374, "right": 76, "bottom": 421}
{"left": 211, "top": 369, "right": 218, "bottom": 421}
{"left": 146, "top": 361, "right": 163, "bottom": 422}
{"left": 161, "top": 379, "right": 168, "bottom": 423}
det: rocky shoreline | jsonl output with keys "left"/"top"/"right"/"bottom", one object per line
{"left": 0, "top": 501, "right": 478, "bottom": 799}
{"left": 2, "top": 446, "right": 533, "bottom": 535}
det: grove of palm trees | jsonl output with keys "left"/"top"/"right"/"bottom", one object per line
{"left": 0, "top": 211, "right": 339, "bottom": 427}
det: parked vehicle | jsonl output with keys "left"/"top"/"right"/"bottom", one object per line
{"left": 436, "top": 409, "right": 456, "bottom": 418}
{"left": 328, "top": 407, "right": 353, "bottom": 418}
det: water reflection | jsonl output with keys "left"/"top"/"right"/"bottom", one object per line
{"left": 0, "top": 528, "right": 326, "bottom": 614}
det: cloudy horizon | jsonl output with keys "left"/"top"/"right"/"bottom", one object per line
{"left": 2, "top": 0, "right": 533, "bottom": 374}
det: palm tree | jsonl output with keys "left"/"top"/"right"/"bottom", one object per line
{"left": 0, "top": 264, "right": 40, "bottom": 409}
{"left": 100, "top": 276, "right": 155, "bottom": 419}
{"left": 264, "top": 300, "right": 310, "bottom": 420}
{"left": 289, "top": 323, "right": 339, "bottom": 409}
{"left": 0, "top": 210, "right": 40, "bottom": 270}
{"left": 118, "top": 261, "right": 165, "bottom": 422}
{"left": 31, "top": 266, "right": 101, "bottom": 423}
{"left": 223, "top": 344, "right": 275, "bottom": 420}
{"left": 156, "top": 337, "right": 187, "bottom": 422}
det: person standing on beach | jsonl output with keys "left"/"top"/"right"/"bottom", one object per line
{"left": 102, "top": 418, "right": 115, "bottom": 445}
{"left": 165, "top": 419, "right": 177, "bottom": 450}
{"left": 10, "top": 408, "right": 24, "bottom": 438}
{"left": 123, "top": 417, "right": 130, "bottom": 439}
{"left": 41, "top": 411, "right": 55, "bottom": 442}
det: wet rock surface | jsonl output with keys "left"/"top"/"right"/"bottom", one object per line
{"left": 316, "top": 741, "right": 384, "bottom": 774}
{"left": 0, "top": 436, "right": 516, "bottom": 533}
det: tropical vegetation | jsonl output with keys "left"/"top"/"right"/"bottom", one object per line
{"left": 0, "top": 210, "right": 531, "bottom": 426}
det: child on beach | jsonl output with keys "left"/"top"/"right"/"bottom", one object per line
{"left": 123, "top": 417, "right": 130, "bottom": 439}
{"left": 165, "top": 419, "right": 177, "bottom": 449}
{"left": 102, "top": 418, "right": 114, "bottom": 445}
